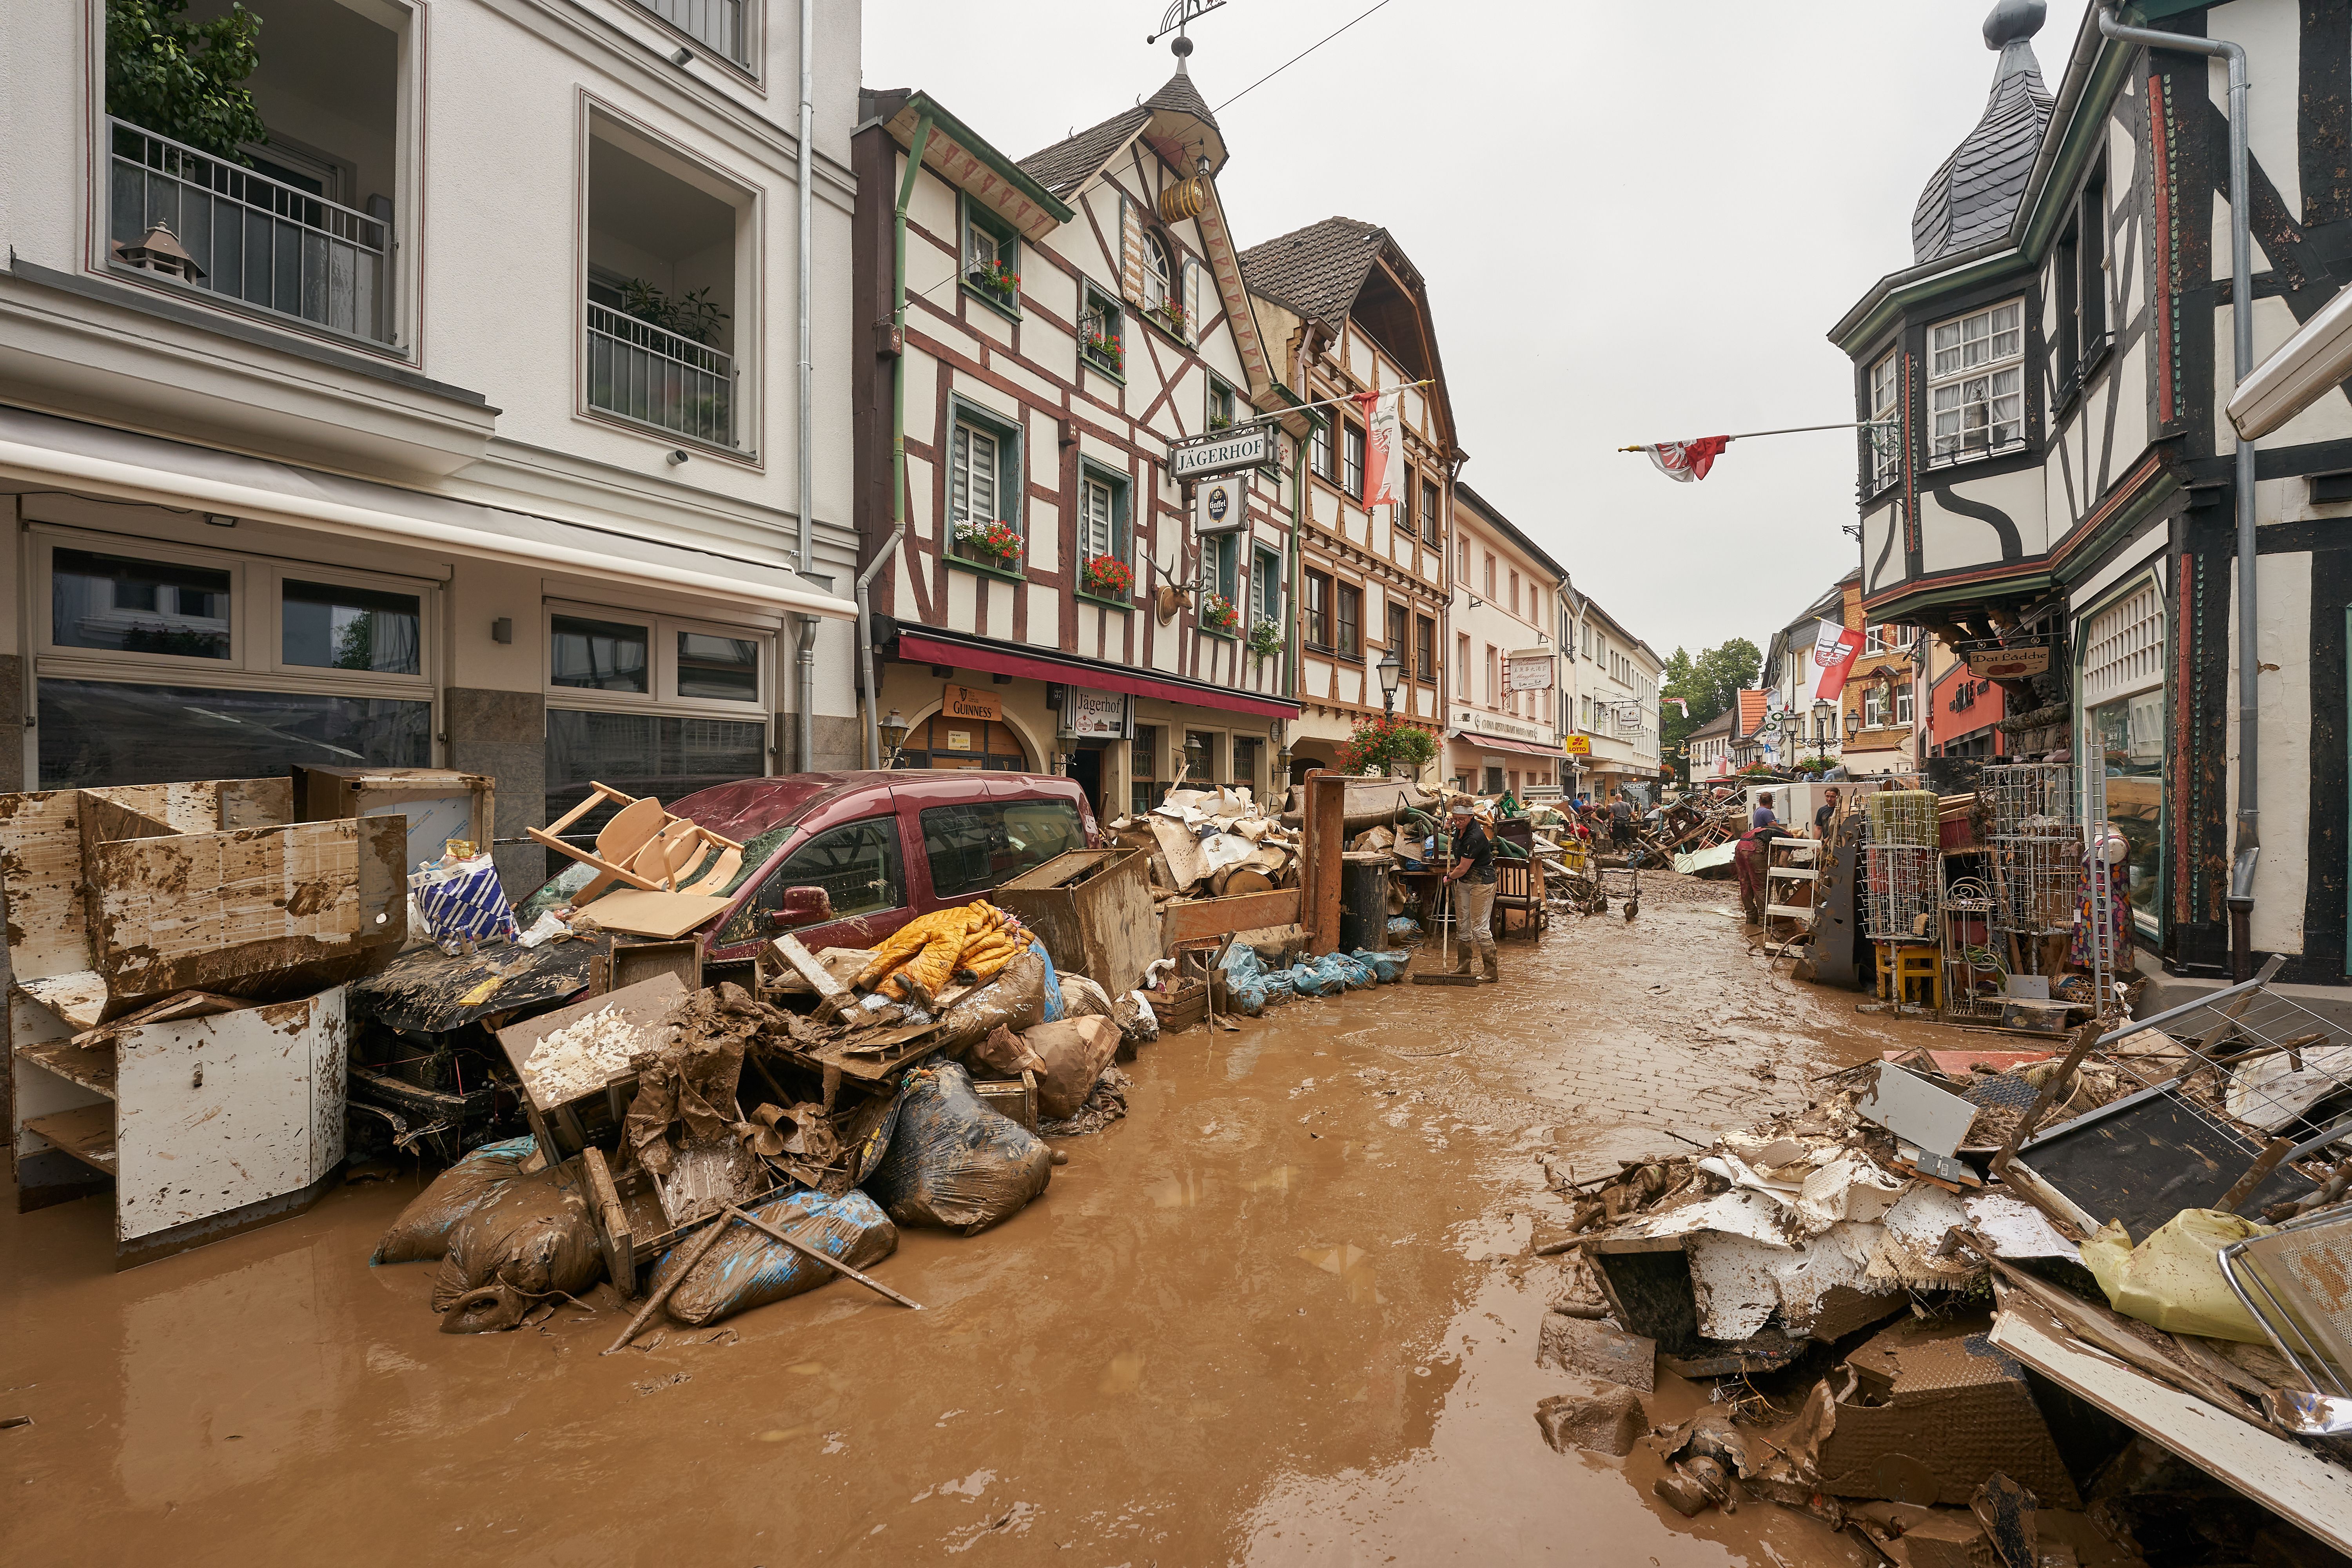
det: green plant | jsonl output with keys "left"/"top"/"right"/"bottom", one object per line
{"left": 107, "top": 0, "right": 267, "bottom": 163}
{"left": 1337, "top": 714, "right": 1436, "bottom": 777}
{"left": 1246, "top": 618, "right": 1282, "bottom": 657}
{"left": 953, "top": 519, "right": 1022, "bottom": 566}
{"left": 971, "top": 259, "right": 1020, "bottom": 300}
{"left": 619, "top": 278, "right": 730, "bottom": 346}
{"left": 1200, "top": 592, "right": 1240, "bottom": 635}
{"left": 1085, "top": 332, "right": 1123, "bottom": 370}
{"left": 1081, "top": 555, "right": 1132, "bottom": 599}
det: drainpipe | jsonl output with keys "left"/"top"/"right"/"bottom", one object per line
{"left": 2097, "top": 5, "right": 2257, "bottom": 976}
{"left": 792, "top": 0, "right": 818, "bottom": 772}
{"left": 857, "top": 112, "right": 933, "bottom": 769}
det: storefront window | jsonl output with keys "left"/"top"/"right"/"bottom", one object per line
{"left": 38, "top": 680, "right": 428, "bottom": 788}
{"left": 52, "top": 547, "right": 231, "bottom": 659}
{"left": 676, "top": 632, "right": 760, "bottom": 702}
{"left": 2091, "top": 692, "right": 2163, "bottom": 935}
{"left": 543, "top": 710, "right": 766, "bottom": 835}
{"left": 283, "top": 579, "right": 421, "bottom": 673}
{"left": 550, "top": 614, "right": 649, "bottom": 693}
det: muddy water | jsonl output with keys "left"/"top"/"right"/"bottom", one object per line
{"left": 3, "top": 875, "right": 1956, "bottom": 1564}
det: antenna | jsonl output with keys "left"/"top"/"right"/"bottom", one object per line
{"left": 1146, "top": 0, "right": 1228, "bottom": 46}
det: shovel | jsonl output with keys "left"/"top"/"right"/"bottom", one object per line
{"left": 1412, "top": 884, "right": 1479, "bottom": 987}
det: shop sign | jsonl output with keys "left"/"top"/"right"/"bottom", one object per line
{"left": 942, "top": 684, "right": 1002, "bottom": 722}
{"left": 1961, "top": 646, "right": 2052, "bottom": 680}
{"left": 1067, "top": 689, "right": 1131, "bottom": 739}
{"left": 946, "top": 730, "right": 974, "bottom": 751}
{"left": 1193, "top": 472, "right": 1249, "bottom": 536}
{"left": 1561, "top": 735, "right": 1592, "bottom": 755}
{"left": 1457, "top": 708, "right": 1544, "bottom": 743}
{"left": 1171, "top": 422, "right": 1274, "bottom": 481}
{"left": 1505, "top": 653, "right": 1554, "bottom": 692}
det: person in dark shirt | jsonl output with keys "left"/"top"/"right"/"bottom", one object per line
{"left": 1443, "top": 799, "right": 1499, "bottom": 982}
{"left": 1814, "top": 788, "right": 1841, "bottom": 835}
{"left": 1751, "top": 791, "right": 1784, "bottom": 832}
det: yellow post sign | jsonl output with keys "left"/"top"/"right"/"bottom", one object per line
{"left": 1561, "top": 735, "right": 1592, "bottom": 755}
{"left": 942, "top": 684, "right": 1002, "bottom": 722}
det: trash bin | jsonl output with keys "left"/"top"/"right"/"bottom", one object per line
{"left": 1339, "top": 851, "right": 1390, "bottom": 953}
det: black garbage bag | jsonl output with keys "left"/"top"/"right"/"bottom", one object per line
{"left": 646, "top": 1188, "right": 898, "bottom": 1328}
{"left": 370, "top": 1135, "right": 539, "bottom": 1265}
{"left": 429, "top": 1159, "right": 606, "bottom": 1330}
{"left": 863, "top": 1060, "right": 1052, "bottom": 1236}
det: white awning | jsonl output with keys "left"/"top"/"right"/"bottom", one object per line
{"left": 0, "top": 406, "right": 856, "bottom": 619}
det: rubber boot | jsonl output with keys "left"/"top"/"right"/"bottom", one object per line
{"left": 1451, "top": 944, "right": 1477, "bottom": 976}
{"left": 1481, "top": 949, "right": 1500, "bottom": 984}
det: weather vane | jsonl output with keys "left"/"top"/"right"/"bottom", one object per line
{"left": 1146, "top": 0, "right": 1227, "bottom": 46}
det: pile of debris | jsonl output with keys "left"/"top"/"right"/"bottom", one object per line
{"left": 1527, "top": 991, "right": 2352, "bottom": 1563}
{"left": 1103, "top": 785, "right": 1300, "bottom": 903}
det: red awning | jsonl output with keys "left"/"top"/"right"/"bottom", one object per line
{"left": 894, "top": 631, "right": 1299, "bottom": 721}
{"left": 1448, "top": 730, "right": 1566, "bottom": 761}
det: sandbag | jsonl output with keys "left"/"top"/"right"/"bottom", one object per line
{"left": 1023, "top": 1016, "right": 1122, "bottom": 1120}
{"left": 971, "top": 1022, "right": 1045, "bottom": 1078}
{"left": 430, "top": 1160, "right": 605, "bottom": 1326}
{"left": 370, "top": 1135, "right": 539, "bottom": 1265}
{"left": 1350, "top": 948, "right": 1407, "bottom": 984}
{"left": 647, "top": 1187, "right": 898, "bottom": 1328}
{"left": 938, "top": 950, "right": 1048, "bottom": 1053}
{"left": 864, "top": 1060, "right": 1052, "bottom": 1235}
{"left": 1060, "top": 973, "right": 1115, "bottom": 1020}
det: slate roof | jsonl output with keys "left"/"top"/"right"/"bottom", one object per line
{"left": 1237, "top": 216, "right": 1388, "bottom": 329}
{"left": 1688, "top": 707, "right": 1738, "bottom": 742}
{"left": 1912, "top": 28, "right": 2054, "bottom": 264}
{"left": 1018, "top": 106, "right": 1152, "bottom": 199}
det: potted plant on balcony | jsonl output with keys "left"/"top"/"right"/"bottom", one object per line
{"left": 1081, "top": 554, "right": 1132, "bottom": 601}
{"left": 971, "top": 259, "right": 1020, "bottom": 305}
{"left": 1337, "top": 714, "right": 1437, "bottom": 779}
{"left": 1208, "top": 413, "right": 1233, "bottom": 432}
{"left": 107, "top": 0, "right": 267, "bottom": 164}
{"left": 1246, "top": 618, "right": 1282, "bottom": 659}
{"left": 1199, "top": 592, "right": 1240, "bottom": 636}
{"left": 619, "top": 279, "right": 729, "bottom": 346}
{"left": 1085, "top": 331, "right": 1123, "bottom": 373}
{"left": 953, "top": 519, "right": 1023, "bottom": 570}
{"left": 1151, "top": 298, "right": 1188, "bottom": 338}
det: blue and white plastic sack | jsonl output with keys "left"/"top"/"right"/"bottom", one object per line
{"left": 410, "top": 850, "right": 519, "bottom": 951}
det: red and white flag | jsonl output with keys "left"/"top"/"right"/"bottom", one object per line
{"left": 1809, "top": 619, "right": 1864, "bottom": 702}
{"left": 1643, "top": 436, "right": 1731, "bottom": 482}
{"left": 1353, "top": 389, "right": 1403, "bottom": 508}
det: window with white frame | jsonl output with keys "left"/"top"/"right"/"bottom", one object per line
{"left": 2083, "top": 577, "right": 2167, "bottom": 935}
{"left": 543, "top": 603, "right": 771, "bottom": 846}
{"left": 1928, "top": 300, "right": 2025, "bottom": 463}
{"left": 1868, "top": 350, "right": 1902, "bottom": 490}
{"left": 961, "top": 200, "right": 1020, "bottom": 315}
{"left": 33, "top": 526, "right": 435, "bottom": 788}
{"left": 1077, "top": 466, "right": 1127, "bottom": 577}
{"left": 1864, "top": 685, "right": 1888, "bottom": 728}
{"left": 1080, "top": 286, "right": 1123, "bottom": 375}
{"left": 1896, "top": 684, "right": 1914, "bottom": 726}
{"left": 1251, "top": 547, "right": 1282, "bottom": 628}
{"left": 948, "top": 408, "right": 1022, "bottom": 568}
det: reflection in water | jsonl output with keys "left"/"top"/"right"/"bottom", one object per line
{"left": 1098, "top": 1351, "right": 1146, "bottom": 1395}
{"left": 1298, "top": 1243, "right": 1384, "bottom": 1305}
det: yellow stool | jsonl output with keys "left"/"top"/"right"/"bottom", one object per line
{"left": 1878, "top": 943, "right": 1942, "bottom": 1010}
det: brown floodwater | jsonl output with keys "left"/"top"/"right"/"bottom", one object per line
{"left": 3, "top": 874, "right": 1960, "bottom": 1565}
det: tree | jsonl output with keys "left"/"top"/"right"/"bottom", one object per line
{"left": 107, "top": 0, "right": 267, "bottom": 164}
{"left": 1660, "top": 637, "right": 1762, "bottom": 786}
{"left": 1690, "top": 638, "right": 1762, "bottom": 718}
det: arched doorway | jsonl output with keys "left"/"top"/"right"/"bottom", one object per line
{"left": 898, "top": 711, "right": 1034, "bottom": 771}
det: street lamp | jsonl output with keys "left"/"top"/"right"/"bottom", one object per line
{"left": 1812, "top": 699, "right": 1833, "bottom": 746}
{"left": 1376, "top": 646, "right": 1403, "bottom": 717}
{"left": 878, "top": 708, "right": 910, "bottom": 769}
{"left": 1055, "top": 709, "right": 1078, "bottom": 777}
{"left": 1844, "top": 708, "right": 1862, "bottom": 742}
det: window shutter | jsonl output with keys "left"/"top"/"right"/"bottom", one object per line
{"left": 1120, "top": 194, "right": 1146, "bottom": 309}
{"left": 1183, "top": 258, "right": 1203, "bottom": 344}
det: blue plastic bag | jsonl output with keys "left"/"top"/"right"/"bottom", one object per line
{"left": 1351, "top": 948, "right": 1407, "bottom": 984}
{"left": 648, "top": 1187, "right": 898, "bottom": 1328}
{"left": 1387, "top": 916, "right": 1423, "bottom": 942}
{"left": 1030, "top": 939, "right": 1065, "bottom": 1022}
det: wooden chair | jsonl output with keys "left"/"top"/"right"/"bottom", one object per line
{"left": 1494, "top": 859, "right": 1546, "bottom": 936}
{"left": 1878, "top": 942, "right": 1942, "bottom": 1011}
{"left": 527, "top": 782, "right": 744, "bottom": 903}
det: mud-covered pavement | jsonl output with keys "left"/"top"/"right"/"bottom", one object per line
{"left": 3, "top": 872, "right": 1961, "bottom": 1564}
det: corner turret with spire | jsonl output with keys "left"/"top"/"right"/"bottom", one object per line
{"left": 1912, "top": 0, "right": 2054, "bottom": 263}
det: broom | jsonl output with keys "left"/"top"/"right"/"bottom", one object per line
{"left": 1412, "top": 879, "right": 1480, "bottom": 987}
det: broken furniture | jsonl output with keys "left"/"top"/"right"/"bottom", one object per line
{"left": 12, "top": 987, "right": 350, "bottom": 1267}
{"left": 527, "top": 781, "right": 743, "bottom": 901}
{"left": 993, "top": 849, "right": 1156, "bottom": 994}
{"left": 495, "top": 971, "right": 686, "bottom": 1165}
{"left": 2218, "top": 1205, "right": 2352, "bottom": 1401}
{"left": 1761, "top": 835, "right": 1818, "bottom": 957}
{"left": 1877, "top": 943, "right": 1943, "bottom": 1012}
{"left": 1492, "top": 857, "right": 1546, "bottom": 937}
{"left": 292, "top": 764, "right": 494, "bottom": 873}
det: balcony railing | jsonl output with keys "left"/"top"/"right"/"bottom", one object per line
{"left": 108, "top": 120, "right": 391, "bottom": 345}
{"left": 586, "top": 303, "right": 735, "bottom": 447}
{"left": 633, "top": 0, "right": 747, "bottom": 64}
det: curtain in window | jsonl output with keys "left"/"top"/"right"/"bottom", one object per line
{"left": 951, "top": 424, "right": 999, "bottom": 526}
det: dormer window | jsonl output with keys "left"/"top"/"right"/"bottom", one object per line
{"left": 1927, "top": 300, "right": 2024, "bottom": 465}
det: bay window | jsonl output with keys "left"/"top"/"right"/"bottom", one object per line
{"left": 1928, "top": 300, "right": 2024, "bottom": 464}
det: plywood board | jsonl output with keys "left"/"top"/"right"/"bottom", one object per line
{"left": 115, "top": 989, "right": 346, "bottom": 1245}
{"left": 18, "top": 972, "right": 110, "bottom": 1031}
{"left": 1989, "top": 1296, "right": 2352, "bottom": 1552}
{"left": 1859, "top": 1062, "right": 1980, "bottom": 1158}
{"left": 496, "top": 972, "right": 686, "bottom": 1110}
{"left": 577, "top": 888, "right": 728, "bottom": 939}
{"left": 0, "top": 790, "right": 97, "bottom": 981}
{"left": 25, "top": 1103, "right": 115, "bottom": 1172}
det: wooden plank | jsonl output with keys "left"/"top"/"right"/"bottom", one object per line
{"left": 582, "top": 1145, "right": 634, "bottom": 1297}
{"left": 768, "top": 933, "right": 851, "bottom": 1006}
{"left": 496, "top": 972, "right": 686, "bottom": 1112}
{"left": 573, "top": 888, "right": 728, "bottom": 939}
{"left": 25, "top": 1103, "right": 116, "bottom": 1173}
{"left": 17, "top": 972, "right": 110, "bottom": 1031}
{"left": 1989, "top": 1297, "right": 2352, "bottom": 1553}
{"left": 1303, "top": 775, "right": 1348, "bottom": 957}
{"left": 1161, "top": 888, "right": 1302, "bottom": 947}
{"left": 15, "top": 1039, "right": 117, "bottom": 1099}
{"left": 0, "top": 790, "right": 96, "bottom": 982}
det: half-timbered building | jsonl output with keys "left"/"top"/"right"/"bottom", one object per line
{"left": 1830, "top": 0, "right": 2352, "bottom": 982}
{"left": 1240, "top": 219, "right": 1456, "bottom": 781}
{"left": 850, "top": 70, "right": 1312, "bottom": 819}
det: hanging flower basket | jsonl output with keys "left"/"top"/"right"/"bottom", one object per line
{"left": 1082, "top": 554, "right": 1133, "bottom": 599}
{"left": 1152, "top": 299, "right": 1188, "bottom": 337}
{"left": 1085, "top": 333, "right": 1123, "bottom": 372}
{"left": 953, "top": 519, "right": 1023, "bottom": 568}
{"left": 1200, "top": 592, "right": 1241, "bottom": 636}
{"left": 1337, "top": 714, "right": 1437, "bottom": 777}
{"left": 1246, "top": 618, "right": 1282, "bottom": 657}
{"left": 971, "top": 260, "right": 1020, "bottom": 303}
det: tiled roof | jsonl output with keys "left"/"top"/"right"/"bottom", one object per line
{"left": 1737, "top": 689, "right": 1771, "bottom": 739}
{"left": 1237, "top": 216, "right": 1387, "bottom": 328}
{"left": 1018, "top": 105, "right": 1152, "bottom": 198}
{"left": 1912, "top": 33, "right": 2053, "bottom": 263}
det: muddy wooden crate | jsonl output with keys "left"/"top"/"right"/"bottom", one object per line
{"left": 992, "top": 849, "right": 1156, "bottom": 993}
{"left": 494, "top": 972, "right": 687, "bottom": 1162}
{"left": 0, "top": 778, "right": 407, "bottom": 1029}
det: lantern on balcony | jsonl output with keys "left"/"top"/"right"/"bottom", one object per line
{"left": 112, "top": 225, "right": 204, "bottom": 283}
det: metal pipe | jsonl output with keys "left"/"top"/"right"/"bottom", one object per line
{"left": 794, "top": 0, "right": 817, "bottom": 771}
{"left": 857, "top": 113, "right": 933, "bottom": 770}
{"left": 2097, "top": 4, "right": 2257, "bottom": 977}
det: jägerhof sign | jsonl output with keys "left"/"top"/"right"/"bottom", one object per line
{"left": 1170, "top": 422, "right": 1274, "bottom": 481}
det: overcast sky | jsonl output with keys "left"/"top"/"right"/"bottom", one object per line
{"left": 863, "top": 0, "right": 2098, "bottom": 666}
